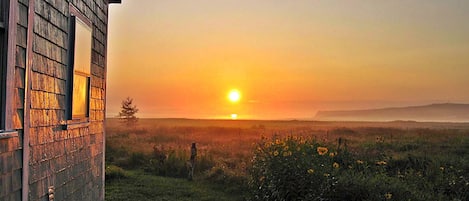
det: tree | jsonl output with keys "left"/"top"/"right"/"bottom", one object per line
{"left": 118, "top": 97, "right": 139, "bottom": 126}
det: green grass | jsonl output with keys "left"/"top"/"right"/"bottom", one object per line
{"left": 105, "top": 170, "right": 246, "bottom": 201}
{"left": 105, "top": 119, "right": 469, "bottom": 200}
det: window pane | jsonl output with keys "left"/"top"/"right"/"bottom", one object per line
{"left": 72, "top": 74, "right": 88, "bottom": 118}
{"left": 0, "top": 0, "right": 5, "bottom": 128}
{"left": 74, "top": 18, "right": 91, "bottom": 74}
{"left": 0, "top": 1, "right": 5, "bottom": 27}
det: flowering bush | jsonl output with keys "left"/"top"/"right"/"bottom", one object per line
{"left": 249, "top": 135, "right": 469, "bottom": 201}
{"left": 250, "top": 136, "right": 340, "bottom": 200}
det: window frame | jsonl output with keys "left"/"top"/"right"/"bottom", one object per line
{"left": 66, "top": 5, "right": 93, "bottom": 124}
{"left": 0, "top": 0, "right": 7, "bottom": 129}
{"left": 0, "top": 0, "right": 18, "bottom": 137}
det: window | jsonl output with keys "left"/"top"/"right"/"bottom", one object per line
{"left": 67, "top": 13, "right": 92, "bottom": 121}
{"left": 0, "top": 0, "right": 8, "bottom": 129}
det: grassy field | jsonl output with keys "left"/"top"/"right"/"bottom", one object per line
{"left": 105, "top": 118, "right": 469, "bottom": 200}
{"left": 105, "top": 170, "right": 244, "bottom": 201}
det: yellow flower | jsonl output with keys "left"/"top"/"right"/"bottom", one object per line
{"left": 333, "top": 162, "right": 340, "bottom": 169}
{"left": 385, "top": 192, "right": 392, "bottom": 200}
{"left": 283, "top": 151, "right": 289, "bottom": 157}
{"left": 356, "top": 160, "right": 364, "bottom": 164}
{"left": 259, "top": 176, "right": 265, "bottom": 182}
{"left": 317, "top": 147, "right": 328, "bottom": 155}
{"left": 329, "top": 152, "right": 337, "bottom": 157}
{"left": 307, "top": 169, "right": 315, "bottom": 174}
{"left": 273, "top": 151, "right": 279, "bottom": 156}
{"left": 376, "top": 161, "right": 387, "bottom": 165}
{"left": 283, "top": 146, "right": 289, "bottom": 151}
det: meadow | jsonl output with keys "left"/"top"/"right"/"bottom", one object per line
{"left": 105, "top": 118, "right": 469, "bottom": 201}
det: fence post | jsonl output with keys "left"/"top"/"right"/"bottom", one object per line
{"left": 188, "top": 142, "right": 197, "bottom": 181}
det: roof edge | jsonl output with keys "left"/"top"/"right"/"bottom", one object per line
{"left": 108, "top": 0, "right": 122, "bottom": 4}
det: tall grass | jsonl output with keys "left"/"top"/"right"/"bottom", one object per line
{"left": 250, "top": 135, "right": 469, "bottom": 201}
{"left": 105, "top": 119, "right": 469, "bottom": 200}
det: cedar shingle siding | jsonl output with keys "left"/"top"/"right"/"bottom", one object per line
{"left": 1, "top": 0, "right": 117, "bottom": 200}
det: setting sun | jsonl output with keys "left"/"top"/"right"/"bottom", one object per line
{"left": 231, "top": 114, "right": 238, "bottom": 120}
{"left": 228, "top": 89, "right": 241, "bottom": 103}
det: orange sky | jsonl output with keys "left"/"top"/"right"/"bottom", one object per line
{"left": 106, "top": 1, "right": 469, "bottom": 119}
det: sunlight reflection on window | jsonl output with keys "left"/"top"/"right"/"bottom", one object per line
{"left": 71, "top": 17, "right": 92, "bottom": 119}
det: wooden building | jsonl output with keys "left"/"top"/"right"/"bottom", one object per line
{"left": 1, "top": 0, "right": 121, "bottom": 200}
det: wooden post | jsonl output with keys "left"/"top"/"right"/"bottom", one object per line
{"left": 188, "top": 142, "right": 197, "bottom": 181}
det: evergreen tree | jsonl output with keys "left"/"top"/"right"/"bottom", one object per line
{"left": 118, "top": 97, "right": 138, "bottom": 126}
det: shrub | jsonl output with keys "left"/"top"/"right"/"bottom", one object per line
{"left": 204, "top": 166, "right": 245, "bottom": 186}
{"left": 250, "top": 136, "right": 340, "bottom": 201}
{"left": 128, "top": 152, "right": 148, "bottom": 168}
{"left": 329, "top": 171, "right": 419, "bottom": 201}
{"left": 249, "top": 135, "right": 469, "bottom": 201}
{"left": 105, "top": 165, "right": 127, "bottom": 181}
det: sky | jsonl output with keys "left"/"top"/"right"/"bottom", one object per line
{"left": 106, "top": 0, "right": 469, "bottom": 120}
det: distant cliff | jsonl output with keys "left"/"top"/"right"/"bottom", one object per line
{"left": 314, "top": 103, "right": 469, "bottom": 122}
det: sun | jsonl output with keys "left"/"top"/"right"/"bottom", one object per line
{"left": 231, "top": 114, "right": 238, "bottom": 120}
{"left": 228, "top": 89, "right": 241, "bottom": 103}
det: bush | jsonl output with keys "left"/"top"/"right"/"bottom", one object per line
{"left": 250, "top": 136, "right": 339, "bottom": 200}
{"left": 105, "top": 165, "right": 127, "bottom": 181}
{"left": 203, "top": 165, "right": 248, "bottom": 194}
{"left": 249, "top": 135, "right": 469, "bottom": 201}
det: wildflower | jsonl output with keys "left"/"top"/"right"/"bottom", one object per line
{"left": 333, "top": 162, "right": 340, "bottom": 169}
{"left": 317, "top": 147, "right": 328, "bottom": 155}
{"left": 283, "top": 151, "right": 290, "bottom": 157}
{"left": 356, "top": 160, "right": 364, "bottom": 164}
{"left": 259, "top": 176, "right": 265, "bottom": 182}
{"left": 283, "top": 146, "right": 289, "bottom": 151}
{"left": 440, "top": 167, "right": 444, "bottom": 171}
{"left": 275, "top": 139, "right": 281, "bottom": 145}
{"left": 376, "top": 161, "right": 387, "bottom": 165}
{"left": 329, "top": 152, "right": 337, "bottom": 157}
{"left": 273, "top": 151, "right": 279, "bottom": 156}
{"left": 384, "top": 192, "right": 392, "bottom": 200}
{"left": 307, "top": 169, "right": 315, "bottom": 174}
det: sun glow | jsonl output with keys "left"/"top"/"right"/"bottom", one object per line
{"left": 231, "top": 114, "right": 238, "bottom": 120}
{"left": 228, "top": 89, "right": 241, "bottom": 103}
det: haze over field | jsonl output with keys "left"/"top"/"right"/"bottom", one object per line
{"left": 106, "top": 1, "right": 469, "bottom": 120}
{"left": 315, "top": 103, "right": 469, "bottom": 122}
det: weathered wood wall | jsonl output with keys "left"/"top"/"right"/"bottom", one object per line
{"left": 1, "top": 0, "right": 110, "bottom": 200}
{"left": 0, "top": 136, "right": 22, "bottom": 201}
{"left": 0, "top": 0, "right": 27, "bottom": 200}
{"left": 27, "top": 0, "right": 109, "bottom": 200}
